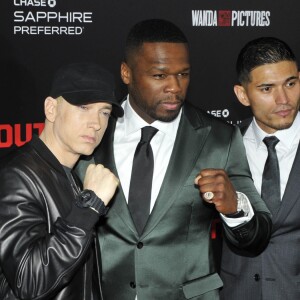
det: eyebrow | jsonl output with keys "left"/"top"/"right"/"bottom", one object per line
{"left": 256, "top": 76, "right": 299, "bottom": 88}
{"left": 101, "top": 104, "right": 113, "bottom": 110}
{"left": 148, "top": 66, "right": 191, "bottom": 72}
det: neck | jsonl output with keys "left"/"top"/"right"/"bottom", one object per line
{"left": 39, "top": 128, "right": 78, "bottom": 168}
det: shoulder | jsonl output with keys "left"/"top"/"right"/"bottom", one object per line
{"left": 237, "top": 118, "right": 253, "bottom": 135}
{"left": 0, "top": 142, "right": 33, "bottom": 170}
{"left": 0, "top": 143, "right": 43, "bottom": 199}
{"left": 183, "top": 101, "right": 235, "bottom": 131}
{"left": 0, "top": 139, "right": 54, "bottom": 181}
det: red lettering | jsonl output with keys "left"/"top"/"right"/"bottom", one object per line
{"left": 0, "top": 124, "right": 13, "bottom": 147}
{"left": 0, "top": 123, "right": 45, "bottom": 148}
{"left": 33, "top": 123, "right": 45, "bottom": 134}
{"left": 15, "top": 123, "right": 32, "bottom": 147}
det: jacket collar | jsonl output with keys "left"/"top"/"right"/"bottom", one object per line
{"left": 30, "top": 134, "right": 67, "bottom": 177}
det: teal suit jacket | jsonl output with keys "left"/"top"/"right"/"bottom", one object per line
{"left": 77, "top": 102, "right": 271, "bottom": 300}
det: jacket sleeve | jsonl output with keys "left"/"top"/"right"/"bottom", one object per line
{"left": 0, "top": 166, "right": 100, "bottom": 300}
{"left": 221, "top": 126, "right": 272, "bottom": 256}
{"left": 222, "top": 210, "right": 272, "bottom": 256}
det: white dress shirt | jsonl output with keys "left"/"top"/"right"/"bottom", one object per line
{"left": 243, "top": 112, "right": 300, "bottom": 200}
{"left": 114, "top": 97, "right": 181, "bottom": 212}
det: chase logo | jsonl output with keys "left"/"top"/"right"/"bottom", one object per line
{"left": 192, "top": 10, "right": 271, "bottom": 27}
{"left": 12, "top": 0, "right": 93, "bottom": 35}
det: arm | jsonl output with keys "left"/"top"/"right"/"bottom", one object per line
{"left": 195, "top": 126, "right": 272, "bottom": 256}
{"left": 224, "top": 126, "right": 272, "bottom": 255}
{"left": 0, "top": 163, "right": 117, "bottom": 299}
{"left": 222, "top": 208, "right": 272, "bottom": 256}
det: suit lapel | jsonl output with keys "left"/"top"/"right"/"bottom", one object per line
{"left": 142, "top": 104, "right": 211, "bottom": 237}
{"left": 99, "top": 104, "right": 212, "bottom": 237}
{"left": 95, "top": 120, "right": 137, "bottom": 232}
{"left": 272, "top": 141, "right": 300, "bottom": 231}
{"left": 239, "top": 118, "right": 300, "bottom": 231}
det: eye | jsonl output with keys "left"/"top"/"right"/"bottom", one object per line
{"left": 286, "top": 80, "right": 296, "bottom": 88}
{"left": 260, "top": 86, "right": 271, "bottom": 92}
{"left": 153, "top": 74, "right": 167, "bottom": 79}
{"left": 178, "top": 72, "right": 190, "bottom": 78}
{"left": 99, "top": 110, "right": 111, "bottom": 118}
{"left": 79, "top": 105, "right": 88, "bottom": 110}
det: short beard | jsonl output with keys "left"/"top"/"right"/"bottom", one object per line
{"left": 273, "top": 122, "right": 293, "bottom": 131}
{"left": 260, "top": 119, "right": 294, "bottom": 132}
{"left": 136, "top": 96, "right": 184, "bottom": 123}
{"left": 151, "top": 109, "right": 182, "bottom": 122}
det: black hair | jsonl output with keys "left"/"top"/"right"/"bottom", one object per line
{"left": 236, "top": 37, "right": 297, "bottom": 84}
{"left": 124, "top": 19, "right": 188, "bottom": 63}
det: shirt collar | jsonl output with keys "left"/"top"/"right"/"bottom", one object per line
{"left": 250, "top": 112, "right": 300, "bottom": 149}
{"left": 120, "top": 95, "right": 182, "bottom": 139}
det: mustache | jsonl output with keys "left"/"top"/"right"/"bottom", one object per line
{"left": 159, "top": 95, "right": 185, "bottom": 104}
{"left": 273, "top": 105, "right": 294, "bottom": 113}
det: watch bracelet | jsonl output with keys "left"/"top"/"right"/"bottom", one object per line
{"left": 76, "top": 190, "right": 109, "bottom": 216}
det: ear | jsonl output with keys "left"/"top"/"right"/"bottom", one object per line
{"left": 233, "top": 85, "right": 250, "bottom": 107}
{"left": 121, "top": 62, "right": 131, "bottom": 85}
{"left": 44, "top": 97, "right": 58, "bottom": 123}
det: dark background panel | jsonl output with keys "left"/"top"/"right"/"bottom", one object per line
{"left": 0, "top": 0, "right": 299, "bottom": 157}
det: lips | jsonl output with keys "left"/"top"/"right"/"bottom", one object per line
{"left": 82, "top": 135, "right": 96, "bottom": 143}
{"left": 161, "top": 101, "right": 182, "bottom": 110}
{"left": 274, "top": 109, "right": 293, "bottom": 117}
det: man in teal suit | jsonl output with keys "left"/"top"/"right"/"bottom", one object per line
{"left": 77, "top": 19, "right": 271, "bottom": 299}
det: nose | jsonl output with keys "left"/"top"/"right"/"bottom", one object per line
{"left": 165, "top": 76, "right": 181, "bottom": 94}
{"left": 275, "top": 87, "right": 289, "bottom": 105}
{"left": 88, "top": 113, "right": 101, "bottom": 131}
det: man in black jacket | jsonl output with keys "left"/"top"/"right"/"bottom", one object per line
{"left": 0, "top": 62, "right": 123, "bottom": 299}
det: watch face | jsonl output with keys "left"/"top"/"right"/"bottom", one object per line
{"left": 76, "top": 190, "right": 107, "bottom": 215}
{"left": 81, "top": 190, "right": 92, "bottom": 201}
{"left": 78, "top": 190, "right": 94, "bottom": 208}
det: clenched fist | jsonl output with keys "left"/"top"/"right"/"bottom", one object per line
{"left": 194, "top": 168, "right": 238, "bottom": 215}
{"left": 83, "top": 164, "right": 119, "bottom": 206}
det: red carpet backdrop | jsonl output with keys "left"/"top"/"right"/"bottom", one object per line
{"left": 0, "top": 0, "right": 299, "bottom": 158}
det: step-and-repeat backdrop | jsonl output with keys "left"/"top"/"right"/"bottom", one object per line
{"left": 1, "top": 0, "right": 299, "bottom": 158}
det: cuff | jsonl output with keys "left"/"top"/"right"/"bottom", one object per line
{"left": 220, "top": 192, "right": 254, "bottom": 227}
{"left": 65, "top": 203, "right": 100, "bottom": 231}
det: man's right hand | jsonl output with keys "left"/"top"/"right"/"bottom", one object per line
{"left": 83, "top": 164, "right": 119, "bottom": 206}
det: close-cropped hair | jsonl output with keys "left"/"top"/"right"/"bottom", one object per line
{"left": 124, "top": 19, "right": 188, "bottom": 63}
{"left": 236, "top": 37, "right": 298, "bottom": 84}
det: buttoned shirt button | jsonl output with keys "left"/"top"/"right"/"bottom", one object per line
{"left": 137, "top": 242, "right": 143, "bottom": 249}
{"left": 130, "top": 281, "right": 136, "bottom": 288}
{"left": 254, "top": 273, "right": 260, "bottom": 281}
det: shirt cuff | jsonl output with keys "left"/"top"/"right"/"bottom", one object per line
{"left": 220, "top": 192, "right": 254, "bottom": 227}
